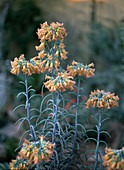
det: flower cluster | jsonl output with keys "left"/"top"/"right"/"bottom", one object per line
{"left": 35, "top": 22, "right": 68, "bottom": 73}
{"left": 11, "top": 54, "right": 42, "bottom": 76}
{"left": 11, "top": 22, "right": 68, "bottom": 76}
{"left": 9, "top": 157, "right": 29, "bottom": 170}
{"left": 9, "top": 136, "right": 55, "bottom": 170}
{"left": 86, "top": 89, "right": 119, "bottom": 109}
{"left": 67, "top": 60, "right": 95, "bottom": 78}
{"left": 44, "top": 72, "right": 75, "bottom": 92}
{"left": 103, "top": 147, "right": 124, "bottom": 170}
{"left": 37, "top": 21, "right": 67, "bottom": 42}
{"left": 33, "top": 53, "right": 60, "bottom": 73}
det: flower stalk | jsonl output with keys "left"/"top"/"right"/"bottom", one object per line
{"left": 94, "top": 110, "right": 102, "bottom": 170}
{"left": 72, "top": 77, "right": 80, "bottom": 154}
{"left": 51, "top": 41, "right": 58, "bottom": 168}
{"left": 25, "top": 75, "right": 36, "bottom": 142}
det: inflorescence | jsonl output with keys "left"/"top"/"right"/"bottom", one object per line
{"left": 11, "top": 22, "right": 68, "bottom": 76}
{"left": 67, "top": 60, "right": 95, "bottom": 78}
{"left": 44, "top": 72, "right": 75, "bottom": 92}
{"left": 9, "top": 136, "right": 55, "bottom": 170}
{"left": 103, "top": 147, "right": 124, "bottom": 170}
{"left": 35, "top": 22, "right": 68, "bottom": 72}
{"left": 11, "top": 54, "right": 43, "bottom": 76}
{"left": 86, "top": 89, "right": 119, "bottom": 109}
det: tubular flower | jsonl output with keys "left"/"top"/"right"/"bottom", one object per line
{"left": 67, "top": 61, "right": 95, "bottom": 78}
{"left": 36, "top": 21, "right": 67, "bottom": 42}
{"left": 11, "top": 55, "right": 42, "bottom": 76}
{"left": 35, "top": 55, "right": 60, "bottom": 73}
{"left": 103, "top": 147, "right": 124, "bottom": 170}
{"left": 9, "top": 157, "right": 29, "bottom": 170}
{"left": 44, "top": 72, "right": 75, "bottom": 92}
{"left": 9, "top": 136, "right": 55, "bottom": 169}
{"left": 86, "top": 89, "right": 119, "bottom": 109}
{"left": 35, "top": 22, "right": 68, "bottom": 71}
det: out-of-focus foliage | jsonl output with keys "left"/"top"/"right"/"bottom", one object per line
{"left": 0, "top": 162, "right": 10, "bottom": 170}
{"left": 85, "top": 20, "right": 124, "bottom": 123}
{"left": 5, "top": 137, "right": 18, "bottom": 160}
{"left": 88, "top": 21, "right": 124, "bottom": 71}
{"left": 4, "top": 0, "right": 42, "bottom": 58}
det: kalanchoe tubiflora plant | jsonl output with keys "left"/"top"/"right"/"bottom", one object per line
{"left": 86, "top": 89, "right": 119, "bottom": 169}
{"left": 64, "top": 60, "right": 95, "bottom": 168}
{"left": 10, "top": 21, "right": 120, "bottom": 170}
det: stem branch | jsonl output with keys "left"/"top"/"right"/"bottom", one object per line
{"left": 72, "top": 77, "right": 80, "bottom": 154}
{"left": 94, "top": 110, "right": 102, "bottom": 170}
{"left": 25, "top": 75, "right": 36, "bottom": 142}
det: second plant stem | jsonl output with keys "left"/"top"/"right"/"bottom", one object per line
{"left": 94, "top": 110, "right": 102, "bottom": 170}
{"left": 52, "top": 92, "right": 59, "bottom": 168}
{"left": 72, "top": 77, "right": 80, "bottom": 154}
{"left": 25, "top": 75, "right": 36, "bottom": 142}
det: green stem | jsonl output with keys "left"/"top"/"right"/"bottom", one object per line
{"left": 51, "top": 41, "right": 58, "bottom": 167}
{"left": 25, "top": 75, "right": 36, "bottom": 142}
{"left": 72, "top": 77, "right": 80, "bottom": 154}
{"left": 94, "top": 110, "right": 102, "bottom": 170}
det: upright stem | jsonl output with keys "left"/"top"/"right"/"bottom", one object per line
{"left": 94, "top": 110, "right": 102, "bottom": 170}
{"left": 25, "top": 75, "right": 36, "bottom": 142}
{"left": 72, "top": 77, "right": 80, "bottom": 154}
{"left": 51, "top": 41, "right": 58, "bottom": 167}
{"left": 25, "top": 75, "right": 41, "bottom": 170}
{"left": 52, "top": 92, "right": 58, "bottom": 143}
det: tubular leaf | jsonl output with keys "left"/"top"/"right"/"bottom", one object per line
{"left": 13, "top": 104, "right": 25, "bottom": 112}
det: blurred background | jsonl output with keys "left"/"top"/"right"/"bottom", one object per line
{"left": 0, "top": 0, "right": 124, "bottom": 167}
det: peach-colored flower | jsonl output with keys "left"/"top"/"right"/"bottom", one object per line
{"left": 37, "top": 22, "right": 67, "bottom": 42}
{"left": 9, "top": 157, "right": 29, "bottom": 170}
{"left": 44, "top": 72, "right": 75, "bottom": 92}
{"left": 9, "top": 136, "right": 55, "bottom": 169}
{"left": 11, "top": 55, "right": 42, "bottom": 76}
{"left": 86, "top": 89, "right": 119, "bottom": 109}
{"left": 103, "top": 147, "right": 124, "bottom": 170}
{"left": 67, "top": 61, "right": 95, "bottom": 78}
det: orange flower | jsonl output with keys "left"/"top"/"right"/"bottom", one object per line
{"left": 67, "top": 61, "right": 95, "bottom": 78}
{"left": 11, "top": 55, "right": 43, "bottom": 76}
{"left": 103, "top": 147, "right": 124, "bottom": 170}
{"left": 37, "top": 22, "right": 67, "bottom": 42}
{"left": 44, "top": 72, "right": 75, "bottom": 92}
{"left": 35, "top": 42, "right": 45, "bottom": 51}
{"left": 9, "top": 136, "right": 55, "bottom": 169}
{"left": 86, "top": 89, "right": 119, "bottom": 109}
{"left": 9, "top": 157, "right": 29, "bottom": 170}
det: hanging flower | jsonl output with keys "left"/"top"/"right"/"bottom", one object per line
{"left": 67, "top": 61, "right": 95, "bottom": 78}
{"left": 103, "top": 147, "right": 124, "bottom": 170}
{"left": 37, "top": 54, "right": 60, "bottom": 73}
{"left": 9, "top": 136, "right": 55, "bottom": 169}
{"left": 44, "top": 72, "right": 75, "bottom": 92}
{"left": 86, "top": 89, "right": 119, "bottom": 109}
